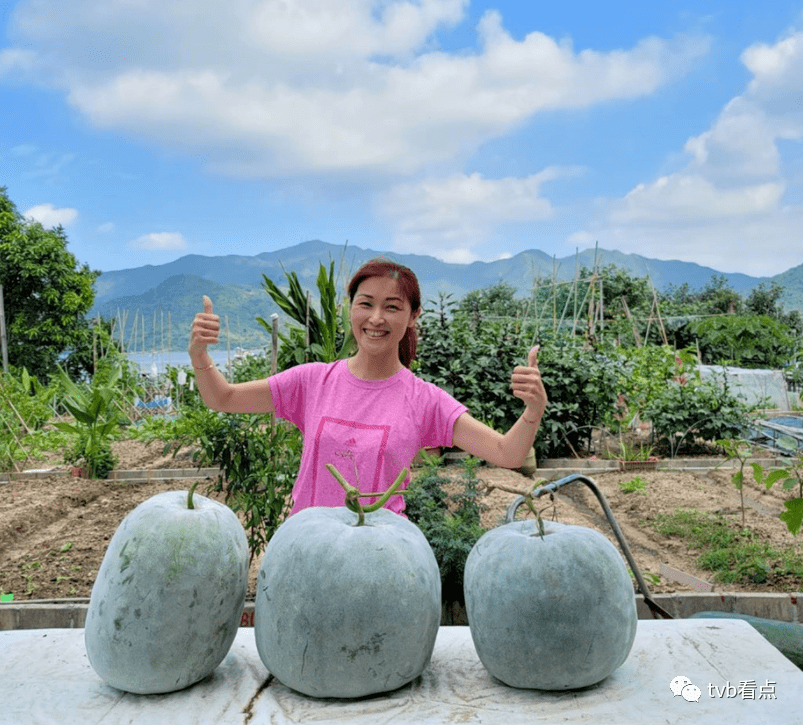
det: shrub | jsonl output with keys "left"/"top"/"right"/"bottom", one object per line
{"left": 644, "top": 368, "right": 754, "bottom": 457}
{"left": 405, "top": 457, "right": 486, "bottom": 615}
{"left": 415, "top": 298, "right": 621, "bottom": 459}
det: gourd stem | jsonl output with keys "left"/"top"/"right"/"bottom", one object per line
{"left": 326, "top": 464, "right": 409, "bottom": 526}
{"left": 523, "top": 494, "right": 546, "bottom": 539}
{"left": 187, "top": 482, "right": 199, "bottom": 510}
{"left": 485, "top": 478, "right": 548, "bottom": 539}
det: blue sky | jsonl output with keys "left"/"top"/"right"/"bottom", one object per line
{"left": 2, "top": 1, "right": 803, "bottom": 277}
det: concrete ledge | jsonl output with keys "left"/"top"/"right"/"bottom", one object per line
{"left": 4, "top": 593, "right": 802, "bottom": 631}
{"left": 2, "top": 457, "right": 794, "bottom": 484}
{"left": 0, "top": 467, "right": 222, "bottom": 483}
{"left": 636, "top": 592, "right": 803, "bottom": 622}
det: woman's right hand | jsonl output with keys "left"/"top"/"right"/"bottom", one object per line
{"left": 189, "top": 295, "right": 220, "bottom": 363}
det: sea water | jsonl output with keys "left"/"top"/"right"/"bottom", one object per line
{"left": 126, "top": 349, "right": 265, "bottom": 376}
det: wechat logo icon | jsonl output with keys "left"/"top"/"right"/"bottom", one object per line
{"left": 670, "top": 676, "right": 701, "bottom": 702}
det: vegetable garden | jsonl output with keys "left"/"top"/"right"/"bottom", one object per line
{"left": 2, "top": 261, "right": 803, "bottom": 606}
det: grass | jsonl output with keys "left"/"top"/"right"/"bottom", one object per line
{"left": 652, "top": 509, "right": 803, "bottom": 585}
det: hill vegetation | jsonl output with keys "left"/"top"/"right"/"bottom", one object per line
{"left": 87, "top": 241, "right": 803, "bottom": 353}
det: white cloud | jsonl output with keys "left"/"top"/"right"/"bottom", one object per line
{"left": 10, "top": 144, "right": 39, "bottom": 156}
{"left": 23, "top": 203, "right": 78, "bottom": 227}
{"left": 576, "top": 28, "right": 803, "bottom": 277}
{"left": 610, "top": 176, "right": 785, "bottom": 223}
{"left": 98, "top": 222, "right": 115, "bottom": 233}
{"left": 0, "top": 48, "right": 37, "bottom": 77}
{"left": 129, "top": 232, "right": 188, "bottom": 251}
{"left": 379, "top": 169, "right": 569, "bottom": 261}
{"left": 6, "top": 0, "right": 708, "bottom": 178}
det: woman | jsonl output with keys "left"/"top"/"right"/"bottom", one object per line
{"left": 188, "top": 259, "right": 547, "bottom": 515}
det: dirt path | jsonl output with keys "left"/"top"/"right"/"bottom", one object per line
{"left": 1, "top": 439, "right": 802, "bottom": 601}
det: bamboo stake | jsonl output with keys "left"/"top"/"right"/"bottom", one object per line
{"left": 225, "top": 314, "right": 232, "bottom": 381}
{"left": 0, "top": 284, "right": 8, "bottom": 374}
{"left": 556, "top": 274, "right": 576, "bottom": 334}
{"left": 599, "top": 277, "right": 604, "bottom": 332}
{"left": 573, "top": 249, "right": 580, "bottom": 332}
{"left": 621, "top": 297, "right": 642, "bottom": 347}
{"left": 0, "top": 413, "right": 34, "bottom": 471}
{"left": 92, "top": 319, "right": 97, "bottom": 374}
{"left": 127, "top": 311, "right": 139, "bottom": 353}
{"left": 571, "top": 275, "right": 593, "bottom": 338}
{"left": 305, "top": 291, "right": 311, "bottom": 363}
{"left": 0, "top": 383, "right": 33, "bottom": 435}
{"left": 651, "top": 285, "right": 669, "bottom": 346}
{"left": 552, "top": 256, "right": 558, "bottom": 333}
{"left": 271, "top": 314, "right": 279, "bottom": 375}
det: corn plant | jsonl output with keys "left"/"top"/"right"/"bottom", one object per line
{"left": 259, "top": 260, "right": 355, "bottom": 366}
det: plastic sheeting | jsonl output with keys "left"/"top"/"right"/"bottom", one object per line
{"left": 699, "top": 365, "right": 792, "bottom": 410}
{"left": 2, "top": 621, "right": 802, "bottom": 724}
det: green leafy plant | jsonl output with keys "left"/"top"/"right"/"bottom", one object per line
{"left": 717, "top": 437, "right": 803, "bottom": 536}
{"left": 644, "top": 368, "right": 754, "bottom": 457}
{"left": 416, "top": 301, "right": 621, "bottom": 459}
{"left": 602, "top": 436, "right": 655, "bottom": 462}
{"left": 53, "top": 362, "right": 125, "bottom": 478}
{"left": 689, "top": 314, "right": 798, "bottom": 369}
{"left": 619, "top": 476, "right": 648, "bottom": 494}
{"left": 259, "top": 260, "right": 355, "bottom": 367}
{"left": 193, "top": 410, "right": 302, "bottom": 560}
{"left": 751, "top": 451, "right": 803, "bottom": 537}
{"left": 715, "top": 438, "right": 755, "bottom": 527}
{"left": 0, "top": 367, "right": 60, "bottom": 470}
{"left": 405, "top": 456, "right": 486, "bottom": 618}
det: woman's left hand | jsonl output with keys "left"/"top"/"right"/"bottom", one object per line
{"left": 511, "top": 346, "right": 548, "bottom": 417}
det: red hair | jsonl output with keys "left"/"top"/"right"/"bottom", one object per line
{"left": 348, "top": 259, "right": 421, "bottom": 368}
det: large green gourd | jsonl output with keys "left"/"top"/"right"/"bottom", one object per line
{"left": 464, "top": 519, "right": 637, "bottom": 690}
{"left": 254, "top": 505, "right": 441, "bottom": 698}
{"left": 84, "top": 488, "right": 249, "bottom": 694}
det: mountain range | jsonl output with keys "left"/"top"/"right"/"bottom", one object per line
{"left": 89, "top": 241, "right": 803, "bottom": 351}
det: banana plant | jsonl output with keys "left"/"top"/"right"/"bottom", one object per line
{"left": 53, "top": 363, "right": 123, "bottom": 478}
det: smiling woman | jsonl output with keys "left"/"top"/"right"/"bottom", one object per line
{"left": 346, "top": 258, "right": 421, "bottom": 379}
{"left": 188, "top": 258, "right": 548, "bottom": 517}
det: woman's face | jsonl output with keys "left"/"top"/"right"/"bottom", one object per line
{"left": 350, "top": 276, "right": 419, "bottom": 360}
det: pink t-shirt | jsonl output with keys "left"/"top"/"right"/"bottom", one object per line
{"left": 269, "top": 359, "right": 467, "bottom": 515}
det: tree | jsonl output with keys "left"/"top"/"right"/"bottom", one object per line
{"left": 0, "top": 187, "right": 98, "bottom": 380}
{"left": 457, "top": 282, "right": 525, "bottom": 320}
{"left": 746, "top": 282, "right": 803, "bottom": 334}
{"left": 700, "top": 274, "right": 743, "bottom": 315}
{"left": 689, "top": 314, "right": 797, "bottom": 368}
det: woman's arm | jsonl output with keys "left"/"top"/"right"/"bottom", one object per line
{"left": 189, "top": 296, "right": 275, "bottom": 414}
{"left": 451, "top": 346, "right": 547, "bottom": 469}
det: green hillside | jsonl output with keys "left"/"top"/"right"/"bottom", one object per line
{"left": 93, "top": 274, "right": 280, "bottom": 352}
{"left": 775, "top": 263, "right": 803, "bottom": 314}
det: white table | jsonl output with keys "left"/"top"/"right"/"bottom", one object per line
{"left": 1, "top": 620, "right": 802, "bottom": 724}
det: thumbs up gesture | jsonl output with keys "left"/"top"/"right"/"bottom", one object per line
{"left": 511, "top": 345, "right": 548, "bottom": 417}
{"left": 189, "top": 295, "right": 220, "bottom": 361}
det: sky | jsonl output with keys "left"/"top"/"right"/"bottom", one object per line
{"left": 2, "top": 1, "right": 803, "bottom": 278}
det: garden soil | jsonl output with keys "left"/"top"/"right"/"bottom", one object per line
{"left": 1, "top": 438, "right": 801, "bottom": 602}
